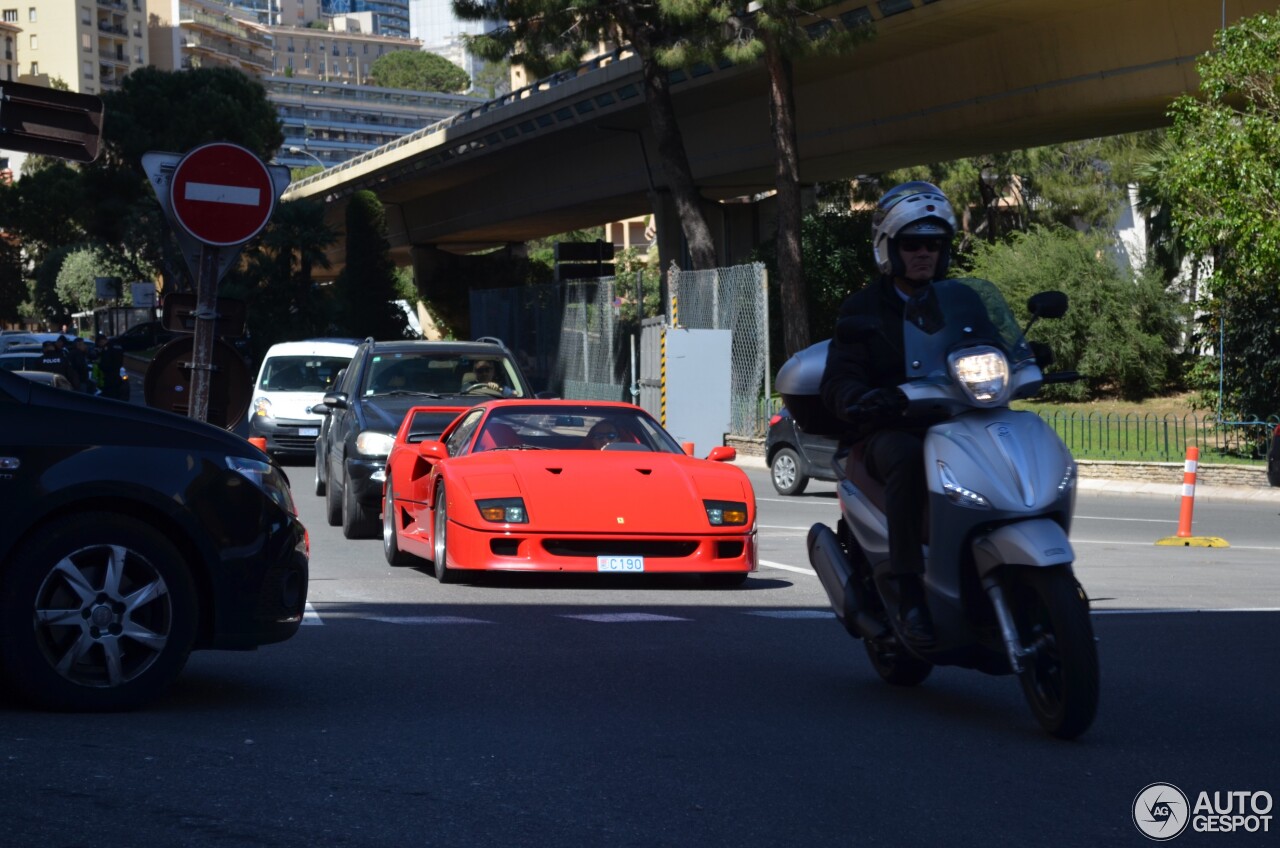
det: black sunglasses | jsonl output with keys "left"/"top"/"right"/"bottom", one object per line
{"left": 899, "top": 238, "right": 944, "bottom": 253}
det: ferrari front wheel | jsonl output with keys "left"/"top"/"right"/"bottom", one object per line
{"left": 432, "top": 482, "right": 457, "bottom": 584}
{"left": 382, "top": 484, "right": 412, "bottom": 567}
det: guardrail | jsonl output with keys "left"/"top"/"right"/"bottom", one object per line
{"left": 1040, "top": 412, "right": 1278, "bottom": 463}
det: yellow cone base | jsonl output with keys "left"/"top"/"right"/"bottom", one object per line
{"left": 1155, "top": 536, "right": 1230, "bottom": 547}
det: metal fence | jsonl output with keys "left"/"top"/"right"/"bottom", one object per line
{"left": 1041, "top": 412, "right": 1280, "bottom": 462}
{"left": 470, "top": 278, "right": 628, "bottom": 401}
{"left": 668, "top": 262, "right": 770, "bottom": 437}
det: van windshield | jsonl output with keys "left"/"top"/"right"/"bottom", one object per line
{"left": 259, "top": 355, "right": 351, "bottom": 392}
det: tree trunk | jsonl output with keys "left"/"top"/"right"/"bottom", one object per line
{"left": 638, "top": 55, "right": 718, "bottom": 271}
{"left": 764, "top": 34, "right": 810, "bottom": 357}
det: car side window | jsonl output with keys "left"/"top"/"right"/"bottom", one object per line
{"left": 446, "top": 409, "right": 485, "bottom": 456}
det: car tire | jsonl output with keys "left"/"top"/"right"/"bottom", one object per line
{"left": 382, "top": 483, "right": 413, "bottom": 566}
{"left": 341, "top": 471, "right": 380, "bottom": 540}
{"left": 314, "top": 449, "right": 326, "bottom": 497}
{"left": 325, "top": 461, "right": 342, "bottom": 527}
{"left": 770, "top": 447, "right": 809, "bottom": 496}
{"left": 0, "top": 513, "right": 198, "bottom": 712}
{"left": 432, "top": 482, "right": 457, "bottom": 584}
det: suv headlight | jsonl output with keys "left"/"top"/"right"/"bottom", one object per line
{"left": 355, "top": 430, "right": 395, "bottom": 457}
{"left": 949, "top": 346, "right": 1009, "bottom": 405}
{"left": 226, "top": 456, "right": 296, "bottom": 514}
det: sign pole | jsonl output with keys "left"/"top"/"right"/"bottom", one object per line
{"left": 188, "top": 243, "right": 221, "bottom": 422}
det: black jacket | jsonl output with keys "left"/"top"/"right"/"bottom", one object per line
{"left": 820, "top": 277, "right": 938, "bottom": 442}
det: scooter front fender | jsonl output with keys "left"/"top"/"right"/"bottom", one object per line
{"left": 971, "top": 518, "right": 1073, "bottom": 577}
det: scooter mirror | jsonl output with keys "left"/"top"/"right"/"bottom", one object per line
{"left": 1027, "top": 290, "right": 1068, "bottom": 320}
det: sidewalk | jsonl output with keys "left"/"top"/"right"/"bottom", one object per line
{"left": 729, "top": 452, "right": 1280, "bottom": 505}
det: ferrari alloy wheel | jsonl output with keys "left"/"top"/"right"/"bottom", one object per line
{"left": 382, "top": 484, "right": 412, "bottom": 566}
{"left": 432, "top": 482, "right": 457, "bottom": 583}
{"left": 0, "top": 513, "right": 197, "bottom": 711}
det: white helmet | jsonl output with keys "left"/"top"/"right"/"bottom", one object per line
{"left": 871, "top": 181, "right": 957, "bottom": 278}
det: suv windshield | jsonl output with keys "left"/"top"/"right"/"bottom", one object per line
{"left": 363, "top": 351, "right": 525, "bottom": 397}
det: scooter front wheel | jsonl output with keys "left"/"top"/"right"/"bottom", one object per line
{"left": 864, "top": 638, "right": 933, "bottom": 686}
{"left": 1008, "top": 566, "right": 1099, "bottom": 739}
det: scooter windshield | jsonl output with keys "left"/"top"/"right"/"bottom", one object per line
{"left": 902, "top": 277, "right": 1033, "bottom": 381}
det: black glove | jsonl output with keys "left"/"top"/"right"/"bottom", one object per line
{"left": 850, "top": 387, "right": 907, "bottom": 418}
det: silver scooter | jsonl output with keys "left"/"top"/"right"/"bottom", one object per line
{"left": 777, "top": 278, "right": 1098, "bottom": 739}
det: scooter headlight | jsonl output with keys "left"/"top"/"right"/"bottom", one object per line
{"left": 938, "top": 461, "right": 991, "bottom": 509}
{"left": 949, "top": 346, "right": 1009, "bottom": 405}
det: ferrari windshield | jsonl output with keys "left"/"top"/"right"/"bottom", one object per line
{"left": 469, "top": 405, "right": 684, "bottom": 454}
{"left": 902, "top": 277, "right": 1034, "bottom": 381}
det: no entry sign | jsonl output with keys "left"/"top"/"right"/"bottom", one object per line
{"left": 170, "top": 142, "right": 275, "bottom": 246}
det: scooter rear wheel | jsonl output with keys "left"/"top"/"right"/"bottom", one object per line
{"left": 864, "top": 638, "right": 933, "bottom": 686}
{"left": 1008, "top": 566, "right": 1099, "bottom": 739}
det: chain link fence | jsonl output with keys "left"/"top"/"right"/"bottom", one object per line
{"left": 471, "top": 262, "right": 769, "bottom": 439}
{"left": 669, "top": 262, "right": 770, "bottom": 437}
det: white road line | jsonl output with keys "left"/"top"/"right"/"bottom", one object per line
{"left": 759, "top": 559, "right": 816, "bottom": 575}
{"left": 747, "top": 610, "right": 835, "bottom": 619}
{"left": 367, "top": 615, "right": 492, "bottom": 625}
{"left": 561, "top": 612, "right": 691, "bottom": 623}
{"left": 1091, "top": 607, "right": 1280, "bottom": 614}
{"left": 302, "top": 602, "right": 322, "bottom": 625}
{"left": 1076, "top": 514, "right": 1175, "bottom": 523}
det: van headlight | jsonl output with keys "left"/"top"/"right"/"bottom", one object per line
{"left": 252, "top": 396, "right": 273, "bottom": 419}
{"left": 949, "top": 346, "right": 1009, "bottom": 405}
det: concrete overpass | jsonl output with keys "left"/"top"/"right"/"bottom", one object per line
{"left": 282, "top": 0, "right": 1271, "bottom": 280}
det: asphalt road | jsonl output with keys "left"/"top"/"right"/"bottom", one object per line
{"left": 2, "top": 462, "right": 1276, "bottom": 848}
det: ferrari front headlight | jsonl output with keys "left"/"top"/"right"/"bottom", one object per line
{"left": 950, "top": 346, "right": 1009, "bottom": 405}
{"left": 477, "top": 497, "right": 528, "bottom": 523}
{"left": 705, "top": 500, "right": 748, "bottom": 526}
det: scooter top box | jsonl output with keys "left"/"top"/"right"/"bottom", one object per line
{"left": 775, "top": 339, "right": 847, "bottom": 437}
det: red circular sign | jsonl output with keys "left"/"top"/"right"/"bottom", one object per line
{"left": 170, "top": 142, "right": 275, "bottom": 246}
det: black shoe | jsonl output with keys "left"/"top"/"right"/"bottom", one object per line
{"left": 892, "top": 576, "right": 935, "bottom": 648}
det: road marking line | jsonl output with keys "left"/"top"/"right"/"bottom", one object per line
{"left": 562, "top": 612, "right": 691, "bottom": 622}
{"left": 759, "top": 559, "right": 816, "bottom": 575}
{"left": 302, "top": 602, "right": 322, "bottom": 625}
{"left": 747, "top": 610, "right": 835, "bottom": 619}
{"left": 1091, "top": 607, "right": 1280, "bottom": 615}
{"left": 367, "top": 615, "right": 492, "bottom": 625}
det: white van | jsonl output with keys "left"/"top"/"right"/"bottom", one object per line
{"left": 248, "top": 339, "right": 359, "bottom": 456}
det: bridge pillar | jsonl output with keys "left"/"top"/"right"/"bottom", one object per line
{"left": 410, "top": 243, "right": 450, "bottom": 300}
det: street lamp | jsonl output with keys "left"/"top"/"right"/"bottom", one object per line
{"left": 287, "top": 145, "right": 326, "bottom": 170}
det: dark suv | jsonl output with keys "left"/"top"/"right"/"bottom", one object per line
{"left": 314, "top": 337, "right": 536, "bottom": 538}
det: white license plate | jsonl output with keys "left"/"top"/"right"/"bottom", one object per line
{"left": 299, "top": 428, "right": 319, "bottom": 437}
{"left": 597, "top": 555, "right": 644, "bottom": 573}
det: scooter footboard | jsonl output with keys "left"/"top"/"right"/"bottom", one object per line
{"left": 971, "top": 518, "right": 1074, "bottom": 576}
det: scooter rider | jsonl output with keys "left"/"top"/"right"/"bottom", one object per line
{"left": 819, "top": 181, "right": 960, "bottom": 649}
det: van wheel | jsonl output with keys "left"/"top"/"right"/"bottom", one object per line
{"left": 770, "top": 447, "right": 808, "bottom": 495}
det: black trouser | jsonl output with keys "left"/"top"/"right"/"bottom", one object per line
{"left": 855, "top": 428, "right": 926, "bottom": 577}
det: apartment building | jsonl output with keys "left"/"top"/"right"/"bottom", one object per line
{"left": 148, "top": 0, "right": 272, "bottom": 76}
{"left": 17, "top": 0, "right": 148, "bottom": 94}
{"left": 1, "top": 14, "right": 20, "bottom": 82}
{"left": 321, "top": 1, "right": 407, "bottom": 38}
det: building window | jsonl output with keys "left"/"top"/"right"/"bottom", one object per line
{"left": 83, "top": 59, "right": 93, "bottom": 79}
{"left": 1, "top": 10, "right": 16, "bottom": 24}
{"left": 27, "top": 33, "right": 34, "bottom": 49}
{"left": 28, "top": 60, "right": 36, "bottom": 74}
{"left": 80, "top": 6, "right": 89, "bottom": 25}
{"left": 27, "top": 6, "right": 34, "bottom": 21}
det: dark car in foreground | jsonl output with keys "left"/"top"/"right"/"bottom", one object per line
{"left": 764, "top": 406, "right": 841, "bottom": 495}
{"left": 0, "top": 369, "right": 308, "bottom": 711}
{"left": 315, "top": 337, "right": 537, "bottom": 539}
